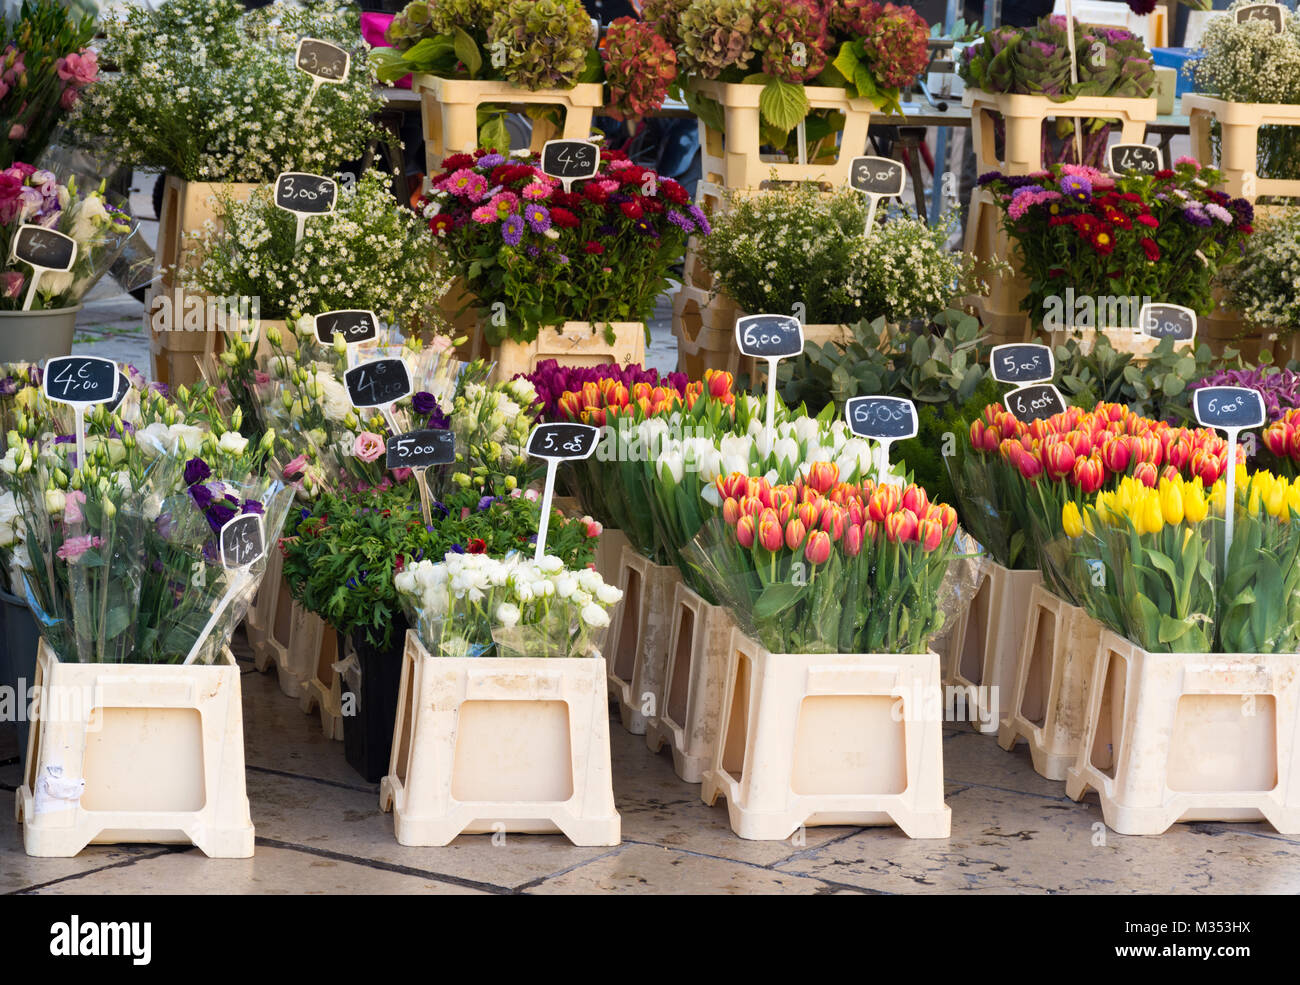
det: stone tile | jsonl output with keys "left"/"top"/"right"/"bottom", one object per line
{"left": 773, "top": 783, "right": 1300, "bottom": 894}
{"left": 526, "top": 843, "right": 845, "bottom": 895}
{"left": 25, "top": 843, "right": 487, "bottom": 895}
{"left": 941, "top": 728, "right": 1069, "bottom": 799}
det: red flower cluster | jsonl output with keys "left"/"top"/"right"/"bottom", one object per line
{"left": 969, "top": 401, "right": 1234, "bottom": 490}
{"left": 716, "top": 472, "right": 958, "bottom": 561}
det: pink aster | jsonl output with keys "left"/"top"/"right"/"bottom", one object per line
{"left": 488, "top": 191, "right": 520, "bottom": 218}
{"left": 521, "top": 181, "right": 551, "bottom": 201}
{"left": 1174, "top": 156, "right": 1200, "bottom": 168}
{"left": 1007, "top": 190, "right": 1062, "bottom": 221}
{"left": 594, "top": 179, "right": 620, "bottom": 195}
{"left": 471, "top": 204, "right": 497, "bottom": 224}
{"left": 443, "top": 168, "right": 478, "bottom": 197}
{"left": 463, "top": 173, "right": 490, "bottom": 202}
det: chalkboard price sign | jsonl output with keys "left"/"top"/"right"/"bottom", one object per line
{"left": 540, "top": 140, "right": 600, "bottom": 181}
{"left": 1106, "top": 143, "right": 1162, "bottom": 176}
{"left": 295, "top": 37, "right": 350, "bottom": 82}
{"left": 274, "top": 172, "right": 337, "bottom": 215}
{"left": 1139, "top": 302, "right": 1196, "bottom": 341}
{"left": 315, "top": 309, "right": 378, "bottom": 345}
{"left": 527, "top": 423, "right": 599, "bottom": 461}
{"left": 386, "top": 429, "right": 455, "bottom": 470}
{"left": 1236, "top": 2, "right": 1284, "bottom": 30}
{"left": 12, "top": 224, "right": 76, "bottom": 272}
{"left": 106, "top": 371, "right": 132, "bottom": 414}
{"left": 735, "top": 314, "right": 804, "bottom": 360}
{"left": 220, "top": 513, "right": 266, "bottom": 570}
{"left": 43, "top": 356, "right": 118, "bottom": 405}
{"left": 847, "top": 156, "right": 906, "bottom": 197}
{"left": 344, "top": 358, "right": 412, "bottom": 408}
{"left": 1004, "top": 383, "right": 1067, "bottom": 423}
{"left": 991, "top": 343, "right": 1054, "bottom": 385}
{"left": 845, "top": 395, "right": 919, "bottom": 440}
{"left": 1194, "top": 386, "right": 1265, "bottom": 430}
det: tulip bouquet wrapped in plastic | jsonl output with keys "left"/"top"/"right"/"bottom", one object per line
{"left": 685, "top": 475, "right": 961, "bottom": 654}
{"left": 955, "top": 400, "right": 1235, "bottom": 596}
{"left": 1261, "top": 408, "right": 1300, "bottom": 479}
{"left": 522, "top": 359, "right": 688, "bottom": 422}
{"left": 395, "top": 552, "right": 624, "bottom": 659}
{"left": 1058, "top": 468, "right": 1300, "bottom": 653}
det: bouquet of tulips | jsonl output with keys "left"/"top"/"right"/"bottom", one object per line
{"left": 1261, "top": 408, "right": 1300, "bottom": 479}
{"left": 956, "top": 399, "right": 1235, "bottom": 599}
{"left": 1059, "top": 468, "right": 1300, "bottom": 653}
{"left": 522, "top": 359, "right": 688, "bottom": 422}
{"left": 685, "top": 474, "right": 961, "bottom": 654}
{"left": 395, "top": 552, "right": 623, "bottom": 659}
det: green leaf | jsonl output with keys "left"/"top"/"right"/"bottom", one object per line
{"left": 759, "top": 77, "right": 810, "bottom": 135}
{"left": 1157, "top": 613, "right": 1191, "bottom": 646}
{"left": 478, "top": 113, "right": 510, "bottom": 153}
{"left": 832, "top": 42, "right": 862, "bottom": 90}
{"left": 754, "top": 581, "right": 804, "bottom": 620}
{"left": 452, "top": 27, "right": 482, "bottom": 78}
{"left": 371, "top": 48, "right": 411, "bottom": 83}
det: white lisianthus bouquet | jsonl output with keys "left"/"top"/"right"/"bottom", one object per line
{"left": 70, "top": 0, "right": 383, "bottom": 183}
{"left": 447, "top": 374, "right": 541, "bottom": 497}
{"left": 395, "top": 552, "right": 623, "bottom": 659}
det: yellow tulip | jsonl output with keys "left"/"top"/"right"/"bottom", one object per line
{"left": 1159, "top": 479, "right": 1184, "bottom": 526}
{"left": 1139, "top": 493, "right": 1163, "bottom": 535}
{"left": 1265, "top": 479, "right": 1286, "bottom": 519}
{"left": 1062, "top": 501, "right": 1084, "bottom": 538}
{"left": 1210, "top": 480, "right": 1227, "bottom": 517}
{"left": 1286, "top": 484, "right": 1300, "bottom": 522}
{"left": 1184, "top": 481, "right": 1209, "bottom": 523}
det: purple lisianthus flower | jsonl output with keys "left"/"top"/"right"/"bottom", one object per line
{"left": 501, "top": 214, "right": 524, "bottom": 246}
{"left": 190, "top": 483, "right": 214, "bottom": 511}
{"left": 242, "top": 498, "right": 264, "bottom": 515}
{"left": 412, "top": 391, "right": 438, "bottom": 416}
{"left": 53, "top": 433, "right": 74, "bottom": 444}
{"left": 1011, "top": 183, "right": 1046, "bottom": 198}
{"left": 477, "top": 495, "right": 495, "bottom": 512}
{"left": 184, "top": 457, "right": 211, "bottom": 487}
{"left": 155, "top": 512, "right": 176, "bottom": 540}
{"left": 432, "top": 500, "right": 449, "bottom": 519}
{"left": 205, "top": 501, "right": 237, "bottom": 535}
{"left": 0, "top": 376, "right": 16, "bottom": 396}
{"left": 1060, "top": 174, "right": 1092, "bottom": 201}
{"left": 425, "top": 404, "right": 450, "bottom": 430}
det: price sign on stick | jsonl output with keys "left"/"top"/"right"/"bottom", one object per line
{"left": 387, "top": 428, "right": 456, "bottom": 526}
{"left": 295, "top": 37, "right": 350, "bottom": 111}
{"left": 315, "top": 309, "right": 377, "bottom": 366}
{"left": 845, "top": 395, "right": 918, "bottom": 477}
{"left": 526, "top": 423, "right": 599, "bottom": 562}
{"left": 105, "top": 371, "right": 132, "bottom": 414}
{"left": 735, "top": 314, "right": 804, "bottom": 444}
{"left": 1004, "top": 383, "right": 1067, "bottom": 423}
{"left": 1236, "top": 2, "right": 1285, "bottom": 30}
{"left": 43, "top": 355, "right": 118, "bottom": 470}
{"left": 1106, "top": 143, "right": 1162, "bottom": 177}
{"left": 345, "top": 357, "right": 412, "bottom": 437}
{"left": 1195, "top": 385, "right": 1264, "bottom": 565}
{"left": 1139, "top": 302, "right": 1196, "bottom": 342}
{"left": 185, "top": 511, "right": 266, "bottom": 665}
{"left": 274, "top": 172, "right": 337, "bottom": 243}
{"left": 11, "top": 224, "right": 76, "bottom": 311}
{"left": 991, "top": 343, "right": 1054, "bottom": 385}
{"left": 540, "top": 139, "right": 600, "bottom": 193}
{"left": 847, "top": 156, "right": 905, "bottom": 237}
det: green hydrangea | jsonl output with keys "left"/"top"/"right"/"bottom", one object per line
{"left": 678, "top": 0, "right": 758, "bottom": 80}
{"left": 488, "top": 0, "right": 594, "bottom": 91}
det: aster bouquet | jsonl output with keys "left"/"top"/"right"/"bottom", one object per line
{"left": 422, "top": 148, "right": 700, "bottom": 346}
{"left": 959, "top": 16, "right": 1155, "bottom": 167}
{"left": 395, "top": 552, "right": 623, "bottom": 659}
{"left": 980, "top": 159, "right": 1254, "bottom": 328}
{"left": 1059, "top": 467, "right": 1300, "bottom": 653}
{"left": 1221, "top": 208, "right": 1300, "bottom": 342}
{"left": 956, "top": 399, "right": 1235, "bottom": 598}
{"left": 521, "top": 359, "right": 688, "bottom": 421}
{"left": 0, "top": 0, "right": 97, "bottom": 168}
{"left": 685, "top": 474, "right": 959, "bottom": 654}
{"left": 678, "top": 0, "right": 930, "bottom": 160}
{"left": 282, "top": 481, "right": 598, "bottom": 651}
{"left": 70, "top": 0, "right": 382, "bottom": 183}
{"left": 0, "top": 165, "right": 136, "bottom": 311}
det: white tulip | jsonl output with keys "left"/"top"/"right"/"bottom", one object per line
{"left": 793, "top": 416, "right": 821, "bottom": 444}
{"left": 596, "top": 583, "right": 623, "bottom": 605}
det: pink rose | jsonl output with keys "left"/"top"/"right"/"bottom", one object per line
{"left": 581, "top": 515, "right": 603, "bottom": 538}
{"left": 57, "top": 534, "right": 102, "bottom": 563}
{"left": 64, "top": 490, "right": 86, "bottom": 524}
{"left": 254, "top": 371, "right": 271, "bottom": 385}
{"left": 56, "top": 50, "right": 98, "bottom": 87}
{"left": 352, "top": 431, "right": 385, "bottom": 463}
{"left": 1, "top": 271, "right": 23, "bottom": 299}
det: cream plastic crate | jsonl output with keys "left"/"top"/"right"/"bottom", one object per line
{"left": 593, "top": 527, "right": 631, "bottom": 588}
{"left": 16, "top": 640, "right": 254, "bottom": 858}
{"left": 147, "top": 177, "right": 259, "bottom": 388}
{"left": 943, "top": 560, "right": 1043, "bottom": 735}
{"left": 644, "top": 581, "right": 736, "bottom": 784}
{"left": 244, "top": 545, "right": 283, "bottom": 654}
{"left": 1066, "top": 628, "right": 1300, "bottom": 835}
{"left": 701, "top": 627, "right": 951, "bottom": 840}
{"left": 605, "top": 544, "right": 682, "bottom": 734}
{"left": 252, "top": 572, "right": 294, "bottom": 677}
{"left": 488, "top": 321, "right": 645, "bottom": 383}
{"left": 1183, "top": 95, "right": 1300, "bottom": 203}
{"left": 672, "top": 285, "right": 743, "bottom": 380}
{"left": 297, "top": 614, "right": 344, "bottom": 742}
{"left": 378, "top": 631, "right": 620, "bottom": 847}
{"left": 691, "top": 80, "right": 881, "bottom": 191}
{"left": 963, "top": 89, "right": 1157, "bottom": 341}
{"left": 1044, "top": 327, "right": 1194, "bottom": 359}
{"left": 414, "top": 75, "right": 603, "bottom": 174}
{"left": 997, "top": 584, "right": 1105, "bottom": 781}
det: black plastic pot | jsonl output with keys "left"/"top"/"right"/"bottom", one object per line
{"left": 0, "top": 585, "right": 40, "bottom": 763}
{"left": 340, "top": 618, "right": 407, "bottom": 784}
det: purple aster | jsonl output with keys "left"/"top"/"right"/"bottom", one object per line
{"left": 526, "top": 244, "right": 541, "bottom": 257}
{"left": 477, "top": 153, "right": 506, "bottom": 168}
{"left": 633, "top": 217, "right": 657, "bottom": 237}
{"left": 596, "top": 223, "right": 617, "bottom": 237}
{"left": 184, "top": 457, "right": 211, "bottom": 486}
{"left": 1060, "top": 174, "right": 1092, "bottom": 201}
{"left": 977, "top": 171, "right": 1003, "bottom": 186}
{"left": 666, "top": 209, "right": 695, "bottom": 232}
{"left": 501, "top": 214, "right": 524, "bottom": 246}
{"left": 557, "top": 253, "right": 569, "bottom": 265}
{"left": 524, "top": 204, "right": 551, "bottom": 233}
{"left": 1230, "top": 197, "right": 1255, "bottom": 224}
{"left": 1182, "top": 203, "right": 1212, "bottom": 227}
{"left": 608, "top": 192, "right": 630, "bottom": 205}
{"left": 686, "top": 205, "right": 711, "bottom": 235}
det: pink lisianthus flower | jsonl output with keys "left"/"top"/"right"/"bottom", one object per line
{"left": 60, "top": 86, "right": 79, "bottom": 111}
{"left": 58, "top": 534, "right": 102, "bottom": 562}
{"left": 283, "top": 453, "right": 308, "bottom": 480}
{"left": 1, "top": 270, "right": 23, "bottom": 298}
{"left": 352, "top": 432, "right": 386, "bottom": 463}
{"left": 56, "top": 50, "right": 98, "bottom": 87}
{"left": 64, "top": 490, "right": 86, "bottom": 524}
{"left": 391, "top": 467, "right": 413, "bottom": 482}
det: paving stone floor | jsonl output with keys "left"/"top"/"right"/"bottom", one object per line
{"left": 3, "top": 631, "right": 1298, "bottom": 895}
